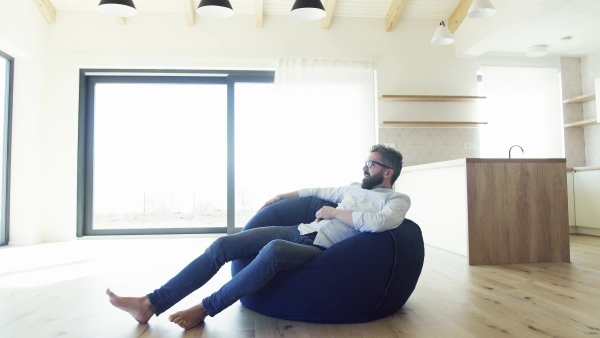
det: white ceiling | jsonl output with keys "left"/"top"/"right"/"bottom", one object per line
{"left": 468, "top": 0, "right": 600, "bottom": 57}
{"left": 48, "top": 0, "right": 600, "bottom": 58}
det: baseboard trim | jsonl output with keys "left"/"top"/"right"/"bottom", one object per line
{"left": 571, "top": 226, "right": 600, "bottom": 237}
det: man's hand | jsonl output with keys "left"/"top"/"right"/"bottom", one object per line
{"left": 259, "top": 191, "right": 300, "bottom": 210}
{"left": 316, "top": 207, "right": 354, "bottom": 226}
{"left": 315, "top": 206, "right": 337, "bottom": 222}
{"left": 259, "top": 195, "right": 282, "bottom": 210}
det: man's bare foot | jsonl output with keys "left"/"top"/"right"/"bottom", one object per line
{"left": 168, "top": 303, "right": 208, "bottom": 330}
{"left": 106, "top": 288, "right": 154, "bottom": 324}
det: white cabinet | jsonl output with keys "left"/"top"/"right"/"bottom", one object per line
{"left": 567, "top": 171, "right": 575, "bottom": 227}
{"left": 573, "top": 169, "right": 600, "bottom": 230}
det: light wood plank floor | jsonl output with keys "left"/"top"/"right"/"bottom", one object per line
{"left": 1, "top": 234, "right": 600, "bottom": 338}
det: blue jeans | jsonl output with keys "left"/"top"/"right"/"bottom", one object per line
{"left": 147, "top": 226, "right": 324, "bottom": 317}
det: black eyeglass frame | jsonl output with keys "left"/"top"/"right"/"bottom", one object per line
{"left": 364, "top": 160, "right": 392, "bottom": 169}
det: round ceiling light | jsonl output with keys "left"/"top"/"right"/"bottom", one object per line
{"left": 526, "top": 45, "right": 548, "bottom": 58}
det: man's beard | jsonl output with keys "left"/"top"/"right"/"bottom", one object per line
{"left": 361, "top": 170, "right": 384, "bottom": 190}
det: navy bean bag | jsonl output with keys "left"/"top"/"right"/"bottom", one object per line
{"left": 230, "top": 196, "right": 425, "bottom": 323}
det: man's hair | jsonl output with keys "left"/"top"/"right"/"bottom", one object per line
{"left": 371, "top": 144, "right": 403, "bottom": 184}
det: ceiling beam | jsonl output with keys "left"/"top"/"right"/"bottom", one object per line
{"left": 385, "top": 0, "right": 409, "bottom": 32}
{"left": 256, "top": 0, "right": 264, "bottom": 28}
{"left": 31, "top": 0, "right": 56, "bottom": 24}
{"left": 447, "top": 0, "right": 472, "bottom": 33}
{"left": 183, "top": 0, "right": 196, "bottom": 26}
{"left": 321, "top": 0, "right": 337, "bottom": 30}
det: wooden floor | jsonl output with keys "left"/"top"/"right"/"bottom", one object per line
{"left": 1, "top": 234, "right": 600, "bottom": 337}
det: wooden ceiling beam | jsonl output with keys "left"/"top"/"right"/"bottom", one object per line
{"left": 31, "top": 0, "right": 56, "bottom": 24}
{"left": 183, "top": 0, "right": 196, "bottom": 26}
{"left": 448, "top": 0, "right": 472, "bottom": 33}
{"left": 256, "top": 0, "right": 264, "bottom": 28}
{"left": 385, "top": 0, "right": 409, "bottom": 32}
{"left": 321, "top": 0, "right": 337, "bottom": 30}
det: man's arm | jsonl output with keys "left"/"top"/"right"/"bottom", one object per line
{"left": 260, "top": 185, "right": 349, "bottom": 211}
{"left": 353, "top": 194, "right": 410, "bottom": 232}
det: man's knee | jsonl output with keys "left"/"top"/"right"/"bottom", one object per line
{"left": 259, "top": 239, "right": 290, "bottom": 257}
{"left": 207, "top": 235, "right": 227, "bottom": 252}
{"left": 204, "top": 236, "right": 231, "bottom": 263}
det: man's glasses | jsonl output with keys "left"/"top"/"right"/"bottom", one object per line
{"left": 364, "top": 160, "right": 391, "bottom": 169}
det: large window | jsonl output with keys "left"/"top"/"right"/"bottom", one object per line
{"left": 0, "top": 51, "right": 13, "bottom": 246}
{"left": 78, "top": 71, "right": 274, "bottom": 236}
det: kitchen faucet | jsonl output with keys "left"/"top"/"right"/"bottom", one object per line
{"left": 509, "top": 145, "right": 524, "bottom": 159}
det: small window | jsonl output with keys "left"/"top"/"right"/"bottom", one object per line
{"left": 0, "top": 50, "right": 13, "bottom": 246}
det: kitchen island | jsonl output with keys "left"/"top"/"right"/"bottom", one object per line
{"left": 396, "top": 158, "right": 570, "bottom": 265}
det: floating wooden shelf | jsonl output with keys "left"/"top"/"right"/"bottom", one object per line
{"left": 564, "top": 119, "right": 599, "bottom": 128}
{"left": 379, "top": 95, "right": 486, "bottom": 102}
{"left": 381, "top": 121, "right": 488, "bottom": 127}
{"left": 562, "top": 93, "right": 595, "bottom": 104}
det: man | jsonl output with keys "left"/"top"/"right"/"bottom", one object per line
{"left": 107, "top": 144, "right": 410, "bottom": 329}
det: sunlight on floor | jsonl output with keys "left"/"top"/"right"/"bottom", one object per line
{"left": 0, "top": 237, "right": 220, "bottom": 288}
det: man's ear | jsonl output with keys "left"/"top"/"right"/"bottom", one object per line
{"left": 385, "top": 168, "right": 394, "bottom": 179}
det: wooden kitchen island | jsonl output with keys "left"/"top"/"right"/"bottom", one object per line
{"left": 396, "top": 158, "right": 570, "bottom": 265}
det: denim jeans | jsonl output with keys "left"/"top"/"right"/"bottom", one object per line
{"left": 147, "top": 226, "right": 324, "bottom": 317}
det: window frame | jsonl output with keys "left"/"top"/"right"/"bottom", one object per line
{"left": 0, "top": 50, "right": 13, "bottom": 246}
{"left": 77, "top": 69, "right": 274, "bottom": 237}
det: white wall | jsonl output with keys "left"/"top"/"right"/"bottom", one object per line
{"left": 2, "top": 6, "right": 563, "bottom": 244}
{"left": 380, "top": 55, "right": 562, "bottom": 166}
{"left": 0, "top": 0, "right": 50, "bottom": 245}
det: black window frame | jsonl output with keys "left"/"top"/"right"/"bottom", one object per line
{"left": 0, "top": 50, "right": 13, "bottom": 246}
{"left": 77, "top": 69, "right": 275, "bottom": 237}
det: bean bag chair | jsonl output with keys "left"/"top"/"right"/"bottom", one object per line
{"left": 230, "top": 196, "right": 425, "bottom": 324}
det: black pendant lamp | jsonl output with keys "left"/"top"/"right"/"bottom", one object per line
{"left": 97, "top": 0, "right": 137, "bottom": 17}
{"left": 196, "top": 0, "right": 235, "bottom": 19}
{"left": 290, "top": 0, "right": 326, "bottom": 21}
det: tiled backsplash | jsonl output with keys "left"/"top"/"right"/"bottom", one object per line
{"left": 563, "top": 52, "right": 600, "bottom": 167}
{"left": 581, "top": 52, "right": 600, "bottom": 167}
{"left": 378, "top": 127, "right": 480, "bottom": 167}
{"left": 562, "top": 57, "right": 586, "bottom": 168}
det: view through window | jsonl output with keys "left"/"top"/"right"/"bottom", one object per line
{"left": 234, "top": 82, "right": 277, "bottom": 227}
{"left": 92, "top": 82, "right": 228, "bottom": 232}
{"left": 479, "top": 66, "right": 563, "bottom": 158}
